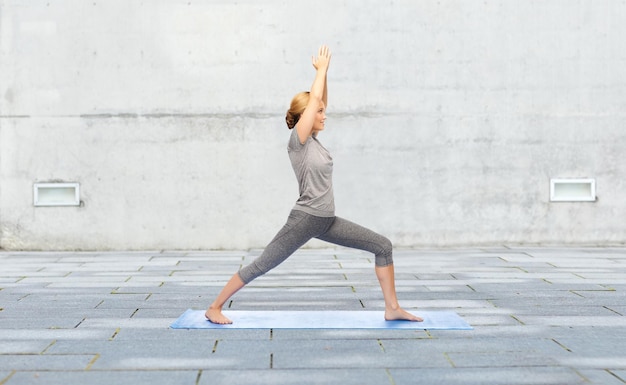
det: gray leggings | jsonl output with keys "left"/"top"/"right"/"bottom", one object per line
{"left": 238, "top": 209, "right": 393, "bottom": 284}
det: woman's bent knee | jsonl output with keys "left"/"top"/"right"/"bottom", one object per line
{"left": 375, "top": 236, "right": 393, "bottom": 267}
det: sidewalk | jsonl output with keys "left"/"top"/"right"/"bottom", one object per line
{"left": 1, "top": 247, "right": 625, "bottom": 385}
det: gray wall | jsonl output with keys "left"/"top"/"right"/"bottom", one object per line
{"left": 1, "top": 0, "right": 625, "bottom": 250}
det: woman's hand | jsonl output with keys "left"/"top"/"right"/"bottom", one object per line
{"left": 312, "top": 45, "right": 331, "bottom": 72}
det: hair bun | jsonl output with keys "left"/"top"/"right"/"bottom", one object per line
{"left": 286, "top": 91, "right": 309, "bottom": 129}
{"left": 285, "top": 111, "right": 298, "bottom": 129}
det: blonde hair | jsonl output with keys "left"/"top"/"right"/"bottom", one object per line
{"left": 285, "top": 91, "right": 310, "bottom": 129}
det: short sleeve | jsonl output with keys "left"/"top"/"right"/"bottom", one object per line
{"left": 287, "top": 127, "right": 307, "bottom": 152}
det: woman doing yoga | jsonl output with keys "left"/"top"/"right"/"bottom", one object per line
{"left": 205, "top": 45, "right": 422, "bottom": 324}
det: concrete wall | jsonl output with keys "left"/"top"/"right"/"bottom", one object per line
{"left": 1, "top": 0, "right": 625, "bottom": 250}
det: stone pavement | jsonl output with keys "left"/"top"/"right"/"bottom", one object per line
{"left": 0, "top": 247, "right": 625, "bottom": 385}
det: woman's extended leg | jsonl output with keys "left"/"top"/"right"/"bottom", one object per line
{"left": 205, "top": 273, "right": 245, "bottom": 324}
{"left": 205, "top": 210, "right": 333, "bottom": 324}
{"left": 317, "top": 217, "right": 422, "bottom": 322}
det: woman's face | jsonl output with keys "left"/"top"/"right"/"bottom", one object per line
{"left": 312, "top": 101, "right": 326, "bottom": 133}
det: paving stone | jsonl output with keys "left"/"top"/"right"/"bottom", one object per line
{"left": 489, "top": 296, "right": 622, "bottom": 308}
{"left": 0, "top": 340, "right": 53, "bottom": 354}
{"left": 382, "top": 336, "right": 567, "bottom": 357}
{"left": 113, "top": 327, "right": 270, "bottom": 341}
{"left": 5, "top": 371, "right": 198, "bottom": 385}
{"left": 605, "top": 305, "right": 626, "bottom": 315}
{"left": 0, "top": 373, "right": 13, "bottom": 383}
{"left": 447, "top": 351, "right": 561, "bottom": 368}
{"left": 92, "top": 295, "right": 154, "bottom": 309}
{"left": 0, "top": 316, "right": 89, "bottom": 329}
{"left": 228, "top": 299, "right": 364, "bottom": 311}
{"left": 577, "top": 369, "right": 626, "bottom": 385}
{"left": 197, "top": 368, "right": 391, "bottom": 385}
{"left": 132, "top": 307, "right": 193, "bottom": 318}
{"left": 550, "top": 336, "right": 626, "bottom": 356}
{"left": 509, "top": 305, "right": 618, "bottom": 316}
{"left": 0, "top": 354, "right": 97, "bottom": 371}
{"left": 0, "top": 328, "right": 113, "bottom": 340}
{"left": 92, "top": 351, "right": 267, "bottom": 370}
{"left": 557, "top": 355, "right": 626, "bottom": 369}
{"left": 75, "top": 317, "right": 172, "bottom": 329}
{"left": 547, "top": 325, "right": 626, "bottom": 341}
{"left": 7, "top": 294, "right": 106, "bottom": 309}
{"left": 512, "top": 315, "right": 624, "bottom": 327}
{"left": 390, "top": 367, "right": 587, "bottom": 385}
{"left": 609, "top": 370, "right": 626, "bottom": 382}
{"left": 269, "top": 339, "right": 452, "bottom": 369}
{"left": 458, "top": 313, "right": 523, "bottom": 326}
{"left": 46, "top": 335, "right": 213, "bottom": 356}
{"left": 367, "top": 298, "right": 495, "bottom": 309}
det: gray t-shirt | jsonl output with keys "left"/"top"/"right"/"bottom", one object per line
{"left": 287, "top": 128, "right": 335, "bottom": 217}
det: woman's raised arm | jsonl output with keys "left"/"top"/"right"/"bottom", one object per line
{"left": 295, "top": 45, "right": 331, "bottom": 144}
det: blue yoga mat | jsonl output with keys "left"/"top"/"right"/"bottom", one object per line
{"left": 170, "top": 309, "right": 472, "bottom": 330}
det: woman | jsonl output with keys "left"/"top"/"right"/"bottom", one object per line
{"left": 206, "top": 45, "right": 422, "bottom": 324}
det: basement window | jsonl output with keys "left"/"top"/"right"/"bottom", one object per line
{"left": 550, "top": 178, "right": 596, "bottom": 202}
{"left": 33, "top": 182, "right": 80, "bottom": 206}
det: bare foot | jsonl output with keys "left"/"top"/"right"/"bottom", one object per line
{"left": 385, "top": 307, "right": 423, "bottom": 322}
{"left": 205, "top": 307, "right": 232, "bottom": 324}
